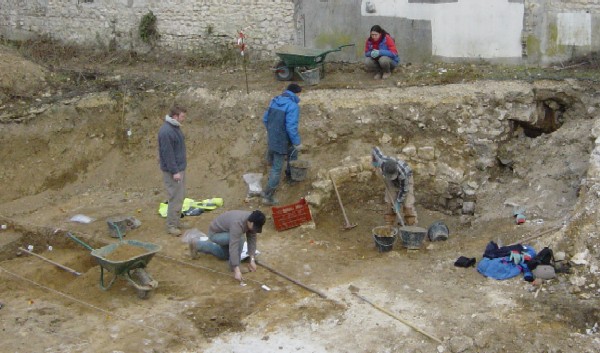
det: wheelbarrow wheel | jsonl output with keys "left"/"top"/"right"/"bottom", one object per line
{"left": 274, "top": 61, "right": 293, "bottom": 81}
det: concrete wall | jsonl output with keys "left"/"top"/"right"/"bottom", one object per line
{"left": 525, "top": 0, "right": 600, "bottom": 65}
{"left": 297, "top": 0, "right": 599, "bottom": 65}
{"left": 0, "top": 0, "right": 598, "bottom": 65}
{"left": 361, "top": 0, "right": 525, "bottom": 60}
{"left": 294, "top": 0, "right": 433, "bottom": 63}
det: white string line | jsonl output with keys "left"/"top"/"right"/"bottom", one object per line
{"left": 0, "top": 265, "right": 185, "bottom": 339}
{"left": 0, "top": 215, "right": 263, "bottom": 285}
{"left": 156, "top": 253, "right": 266, "bottom": 286}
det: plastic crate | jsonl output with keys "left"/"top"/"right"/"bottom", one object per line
{"left": 272, "top": 198, "right": 312, "bottom": 231}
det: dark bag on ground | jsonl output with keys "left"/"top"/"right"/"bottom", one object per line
{"left": 526, "top": 246, "right": 554, "bottom": 271}
{"left": 454, "top": 256, "right": 476, "bottom": 268}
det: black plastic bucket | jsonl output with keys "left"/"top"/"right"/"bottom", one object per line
{"left": 398, "top": 226, "right": 427, "bottom": 250}
{"left": 372, "top": 225, "right": 398, "bottom": 252}
{"left": 427, "top": 221, "right": 449, "bottom": 241}
{"left": 289, "top": 160, "right": 310, "bottom": 181}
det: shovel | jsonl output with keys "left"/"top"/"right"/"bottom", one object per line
{"left": 385, "top": 185, "right": 405, "bottom": 227}
{"left": 330, "top": 175, "right": 357, "bottom": 230}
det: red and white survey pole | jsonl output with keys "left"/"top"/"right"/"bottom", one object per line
{"left": 237, "top": 30, "right": 249, "bottom": 94}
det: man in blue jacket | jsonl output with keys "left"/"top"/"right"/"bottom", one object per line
{"left": 261, "top": 83, "right": 303, "bottom": 205}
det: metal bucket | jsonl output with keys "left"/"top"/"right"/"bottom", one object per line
{"left": 398, "top": 226, "right": 426, "bottom": 250}
{"left": 427, "top": 221, "right": 449, "bottom": 241}
{"left": 372, "top": 225, "right": 398, "bottom": 253}
{"left": 289, "top": 160, "right": 310, "bottom": 181}
{"left": 297, "top": 67, "right": 320, "bottom": 85}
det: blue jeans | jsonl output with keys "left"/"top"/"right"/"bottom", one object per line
{"left": 195, "top": 232, "right": 245, "bottom": 261}
{"left": 264, "top": 146, "right": 298, "bottom": 198}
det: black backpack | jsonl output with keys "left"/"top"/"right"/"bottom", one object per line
{"left": 527, "top": 247, "right": 554, "bottom": 270}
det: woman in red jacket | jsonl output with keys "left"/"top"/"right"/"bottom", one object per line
{"left": 364, "top": 25, "right": 399, "bottom": 80}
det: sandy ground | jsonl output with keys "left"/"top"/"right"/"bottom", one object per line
{"left": 0, "top": 44, "right": 599, "bottom": 353}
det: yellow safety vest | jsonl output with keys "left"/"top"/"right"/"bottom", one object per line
{"left": 158, "top": 197, "right": 223, "bottom": 217}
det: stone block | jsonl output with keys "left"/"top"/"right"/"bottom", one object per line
{"left": 434, "top": 179, "right": 449, "bottom": 194}
{"left": 329, "top": 167, "right": 350, "bottom": 183}
{"left": 311, "top": 179, "right": 332, "bottom": 193}
{"left": 348, "top": 164, "right": 362, "bottom": 174}
{"left": 305, "top": 192, "right": 324, "bottom": 207}
{"left": 436, "top": 162, "right": 465, "bottom": 182}
{"left": 356, "top": 171, "right": 372, "bottom": 183}
{"left": 379, "top": 133, "right": 392, "bottom": 144}
{"left": 462, "top": 201, "right": 475, "bottom": 215}
{"left": 359, "top": 155, "right": 372, "bottom": 170}
{"left": 417, "top": 146, "right": 435, "bottom": 160}
{"left": 402, "top": 144, "right": 417, "bottom": 157}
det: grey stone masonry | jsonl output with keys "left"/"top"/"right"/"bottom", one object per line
{"left": 0, "top": 0, "right": 296, "bottom": 59}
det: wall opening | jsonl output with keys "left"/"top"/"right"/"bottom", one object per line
{"left": 513, "top": 99, "right": 565, "bottom": 138}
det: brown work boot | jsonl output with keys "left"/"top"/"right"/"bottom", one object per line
{"left": 404, "top": 216, "right": 417, "bottom": 226}
{"left": 384, "top": 213, "right": 396, "bottom": 226}
{"left": 167, "top": 227, "right": 182, "bottom": 236}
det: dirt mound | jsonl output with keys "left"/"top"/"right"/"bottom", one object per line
{"left": 0, "top": 46, "right": 47, "bottom": 99}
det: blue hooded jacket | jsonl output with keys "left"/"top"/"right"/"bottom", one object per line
{"left": 263, "top": 90, "right": 301, "bottom": 154}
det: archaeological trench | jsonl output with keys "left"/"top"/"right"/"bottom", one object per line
{"left": 0, "top": 56, "right": 599, "bottom": 352}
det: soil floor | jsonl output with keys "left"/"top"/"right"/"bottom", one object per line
{"left": 0, "top": 44, "right": 599, "bottom": 353}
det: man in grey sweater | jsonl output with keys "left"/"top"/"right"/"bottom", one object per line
{"left": 158, "top": 106, "right": 187, "bottom": 236}
{"left": 190, "top": 210, "right": 266, "bottom": 282}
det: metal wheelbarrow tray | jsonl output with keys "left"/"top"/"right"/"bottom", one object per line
{"left": 67, "top": 232, "right": 161, "bottom": 299}
{"left": 91, "top": 240, "right": 161, "bottom": 298}
{"left": 273, "top": 43, "right": 354, "bottom": 81}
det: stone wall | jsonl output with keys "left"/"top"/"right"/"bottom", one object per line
{"left": 0, "top": 0, "right": 296, "bottom": 59}
{"left": 295, "top": 80, "right": 589, "bottom": 217}
{"left": 0, "top": 0, "right": 598, "bottom": 64}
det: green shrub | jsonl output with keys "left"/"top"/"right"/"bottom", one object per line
{"left": 139, "top": 11, "right": 159, "bottom": 44}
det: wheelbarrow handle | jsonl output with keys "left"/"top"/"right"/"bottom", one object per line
{"left": 66, "top": 232, "right": 95, "bottom": 251}
{"left": 318, "top": 44, "right": 356, "bottom": 57}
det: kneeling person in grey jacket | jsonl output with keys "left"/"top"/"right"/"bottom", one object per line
{"left": 190, "top": 210, "right": 266, "bottom": 282}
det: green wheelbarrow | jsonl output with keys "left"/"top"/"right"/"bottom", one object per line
{"left": 273, "top": 43, "right": 355, "bottom": 82}
{"left": 67, "top": 232, "right": 161, "bottom": 299}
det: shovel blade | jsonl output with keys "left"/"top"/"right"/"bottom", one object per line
{"left": 341, "top": 223, "right": 357, "bottom": 230}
